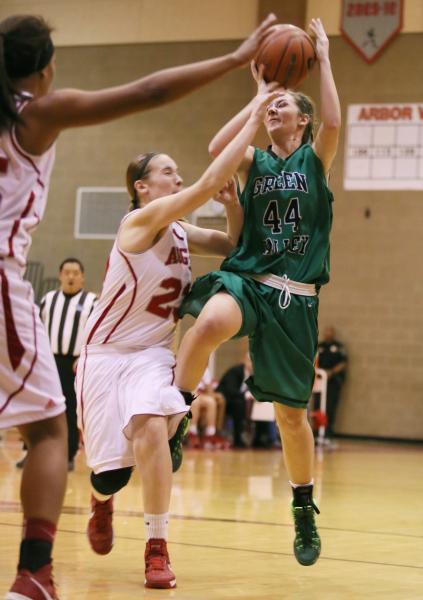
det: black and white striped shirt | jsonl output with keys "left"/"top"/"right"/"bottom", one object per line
{"left": 40, "top": 289, "right": 97, "bottom": 357}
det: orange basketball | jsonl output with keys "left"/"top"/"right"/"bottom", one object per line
{"left": 255, "top": 24, "right": 317, "bottom": 89}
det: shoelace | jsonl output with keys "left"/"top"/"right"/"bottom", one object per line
{"left": 294, "top": 503, "right": 320, "bottom": 546}
{"left": 147, "top": 555, "right": 168, "bottom": 571}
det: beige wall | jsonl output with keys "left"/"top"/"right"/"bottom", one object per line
{"left": 0, "top": 0, "right": 259, "bottom": 45}
{"left": 2, "top": 1, "right": 423, "bottom": 439}
{"left": 309, "top": 32, "right": 423, "bottom": 439}
{"left": 1, "top": 0, "right": 422, "bottom": 45}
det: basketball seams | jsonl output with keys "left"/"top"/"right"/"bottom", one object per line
{"left": 303, "top": 37, "right": 317, "bottom": 70}
{"left": 272, "top": 33, "right": 292, "bottom": 84}
{"left": 255, "top": 24, "right": 316, "bottom": 89}
{"left": 276, "top": 34, "right": 302, "bottom": 88}
{"left": 298, "top": 38, "right": 306, "bottom": 88}
{"left": 255, "top": 32, "right": 279, "bottom": 68}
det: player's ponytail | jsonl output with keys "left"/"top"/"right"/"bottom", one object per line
{"left": 0, "top": 32, "right": 20, "bottom": 133}
{"left": 291, "top": 91, "right": 316, "bottom": 146}
{"left": 126, "top": 152, "right": 159, "bottom": 211}
{"left": 0, "top": 15, "right": 54, "bottom": 133}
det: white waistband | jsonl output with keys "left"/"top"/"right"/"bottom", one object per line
{"left": 248, "top": 273, "right": 317, "bottom": 296}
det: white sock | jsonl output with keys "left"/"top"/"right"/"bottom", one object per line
{"left": 92, "top": 489, "right": 112, "bottom": 502}
{"left": 205, "top": 426, "right": 216, "bottom": 436}
{"left": 189, "top": 424, "right": 198, "bottom": 434}
{"left": 144, "top": 513, "right": 169, "bottom": 541}
{"left": 290, "top": 479, "right": 313, "bottom": 488}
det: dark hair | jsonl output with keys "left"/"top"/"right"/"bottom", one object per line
{"left": 125, "top": 152, "right": 159, "bottom": 211}
{"left": 289, "top": 91, "right": 316, "bottom": 145}
{"left": 0, "top": 15, "right": 54, "bottom": 132}
{"left": 59, "top": 258, "right": 84, "bottom": 273}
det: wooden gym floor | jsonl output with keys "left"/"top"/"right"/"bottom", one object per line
{"left": 0, "top": 429, "right": 422, "bottom": 599}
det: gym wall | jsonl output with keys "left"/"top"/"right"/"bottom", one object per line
{"left": 1, "top": 0, "right": 422, "bottom": 439}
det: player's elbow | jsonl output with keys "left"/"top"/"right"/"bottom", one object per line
{"left": 142, "top": 82, "right": 168, "bottom": 105}
{"left": 137, "top": 76, "right": 173, "bottom": 106}
{"left": 223, "top": 237, "right": 236, "bottom": 255}
{"left": 324, "top": 115, "right": 341, "bottom": 131}
{"left": 208, "top": 140, "right": 220, "bottom": 158}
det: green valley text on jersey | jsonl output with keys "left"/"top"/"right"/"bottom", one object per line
{"left": 221, "top": 144, "right": 333, "bottom": 286}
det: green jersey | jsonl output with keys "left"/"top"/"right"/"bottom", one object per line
{"left": 221, "top": 144, "right": 333, "bottom": 286}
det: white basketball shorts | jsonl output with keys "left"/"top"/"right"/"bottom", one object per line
{"left": 76, "top": 343, "right": 188, "bottom": 474}
{"left": 0, "top": 260, "right": 65, "bottom": 429}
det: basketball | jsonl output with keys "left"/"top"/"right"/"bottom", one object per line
{"left": 255, "top": 24, "right": 317, "bottom": 89}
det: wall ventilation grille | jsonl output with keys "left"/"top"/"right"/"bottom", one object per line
{"left": 74, "top": 187, "right": 128, "bottom": 239}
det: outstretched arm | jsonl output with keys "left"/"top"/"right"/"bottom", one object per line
{"left": 208, "top": 98, "right": 256, "bottom": 159}
{"left": 119, "top": 88, "right": 283, "bottom": 253}
{"left": 181, "top": 178, "right": 243, "bottom": 257}
{"left": 309, "top": 18, "right": 341, "bottom": 175}
{"left": 21, "top": 14, "right": 277, "bottom": 153}
{"left": 208, "top": 63, "right": 281, "bottom": 190}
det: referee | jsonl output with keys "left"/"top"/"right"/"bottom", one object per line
{"left": 40, "top": 258, "right": 97, "bottom": 470}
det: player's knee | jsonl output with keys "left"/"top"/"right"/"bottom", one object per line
{"left": 195, "top": 313, "right": 236, "bottom": 345}
{"left": 91, "top": 467, "right": 133, "bottom": 495}
{"left": 20, "top": 412, "right": 68, "bottom": 446}
{"left": 132, "top": 416, "right": 166, "bottom": 448}
{"left": 276, "top": 406, "right": 307, "bottom": 432}
{"left": 201, "top": 394, "right": 215, "bottom": 410}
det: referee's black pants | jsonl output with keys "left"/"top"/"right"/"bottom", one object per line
{"left": 54, "top": 354, "right": 80, "bottom": 462}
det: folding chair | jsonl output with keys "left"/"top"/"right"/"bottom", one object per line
{"left": 311, "top": 368, "right": 328, "bottom": 446}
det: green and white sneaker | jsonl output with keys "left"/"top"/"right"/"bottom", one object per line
{"left": 291, "top": 500, "right": 321, "bottom": 566}
{"left": 169, "top": 413, "right": 190, "bottom": 473}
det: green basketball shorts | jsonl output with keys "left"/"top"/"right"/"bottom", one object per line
{"left": 179, "top": 271, "right": 319, "bottom": 409}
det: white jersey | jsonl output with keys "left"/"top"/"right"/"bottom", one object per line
{"left": 0, "top": 94, "right": 55, "bottom": 268}
{"left": 84, "top": 220, "right": 191, "bottom": 349}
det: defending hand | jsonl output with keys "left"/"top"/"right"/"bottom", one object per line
{"left": 231, "top": 14, "right": 278, "bottom": 66}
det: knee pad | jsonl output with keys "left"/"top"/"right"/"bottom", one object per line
{"left": 90, "top": 466, "right": 133, "bottom": 496}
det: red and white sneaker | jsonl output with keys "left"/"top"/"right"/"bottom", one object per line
{"left": 206, "top": 434, "right": 231, "bottom": 450}
{"left": 87, "top": 494, "right": 114, "bottom": 555}
{"left": 187, "top": 432, "right": 202, "bottom": 449}
{"left": 144, "top": 538, "right": 176, "bottom": 589}
{"left": 6, "top": 563, "right": 59, "bottom": 599}
{"left": 202, "top": 434, "right": 216, "bottom": 450}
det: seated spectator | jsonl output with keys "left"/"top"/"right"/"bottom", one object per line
{"left": 188, "top": 368, "right": 229, "bottom": 449}
{"left": 252, "top": 420, "right": 280, "bottom": 449}
{"left": 316, "top": 325, "right": 348, "bottom": 439}
{"left": 216, "top": 353, "right": 253, "bottom": 448}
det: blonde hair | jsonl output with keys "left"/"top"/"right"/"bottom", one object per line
{"left": 289, "top": 91, "right": 316, "bottom": 145}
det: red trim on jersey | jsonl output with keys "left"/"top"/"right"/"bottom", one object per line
{"left": 103, "top": 250, "right": 138, "bottom": 343}
{"left": 86, "top": 283, "right": 126, "bottom": 345}
{"left": 0, "top": 156, "right": 8, "bottom": 174}
{"left": 20, "top": 191, "right": 35, "bottom": 218}
{"left": 8, "top": 191, "right": 35, "bottom": 257}
{"left": 10, "top": 130, "right": 45, "bottom": 188}
{"left": 7, "top": 222, "right": 19, "bottom": 257}
{"left": 0, "top": 303, "right": 38, "bottom": 415}
{"left": 170, "top": 362, "right": 176, "bottom": 385}
{"left": 172, "top": 224, "right": 185, "bottom": 241}
{"left": 0, "top": 269, "right": 25, "bottom": 370}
